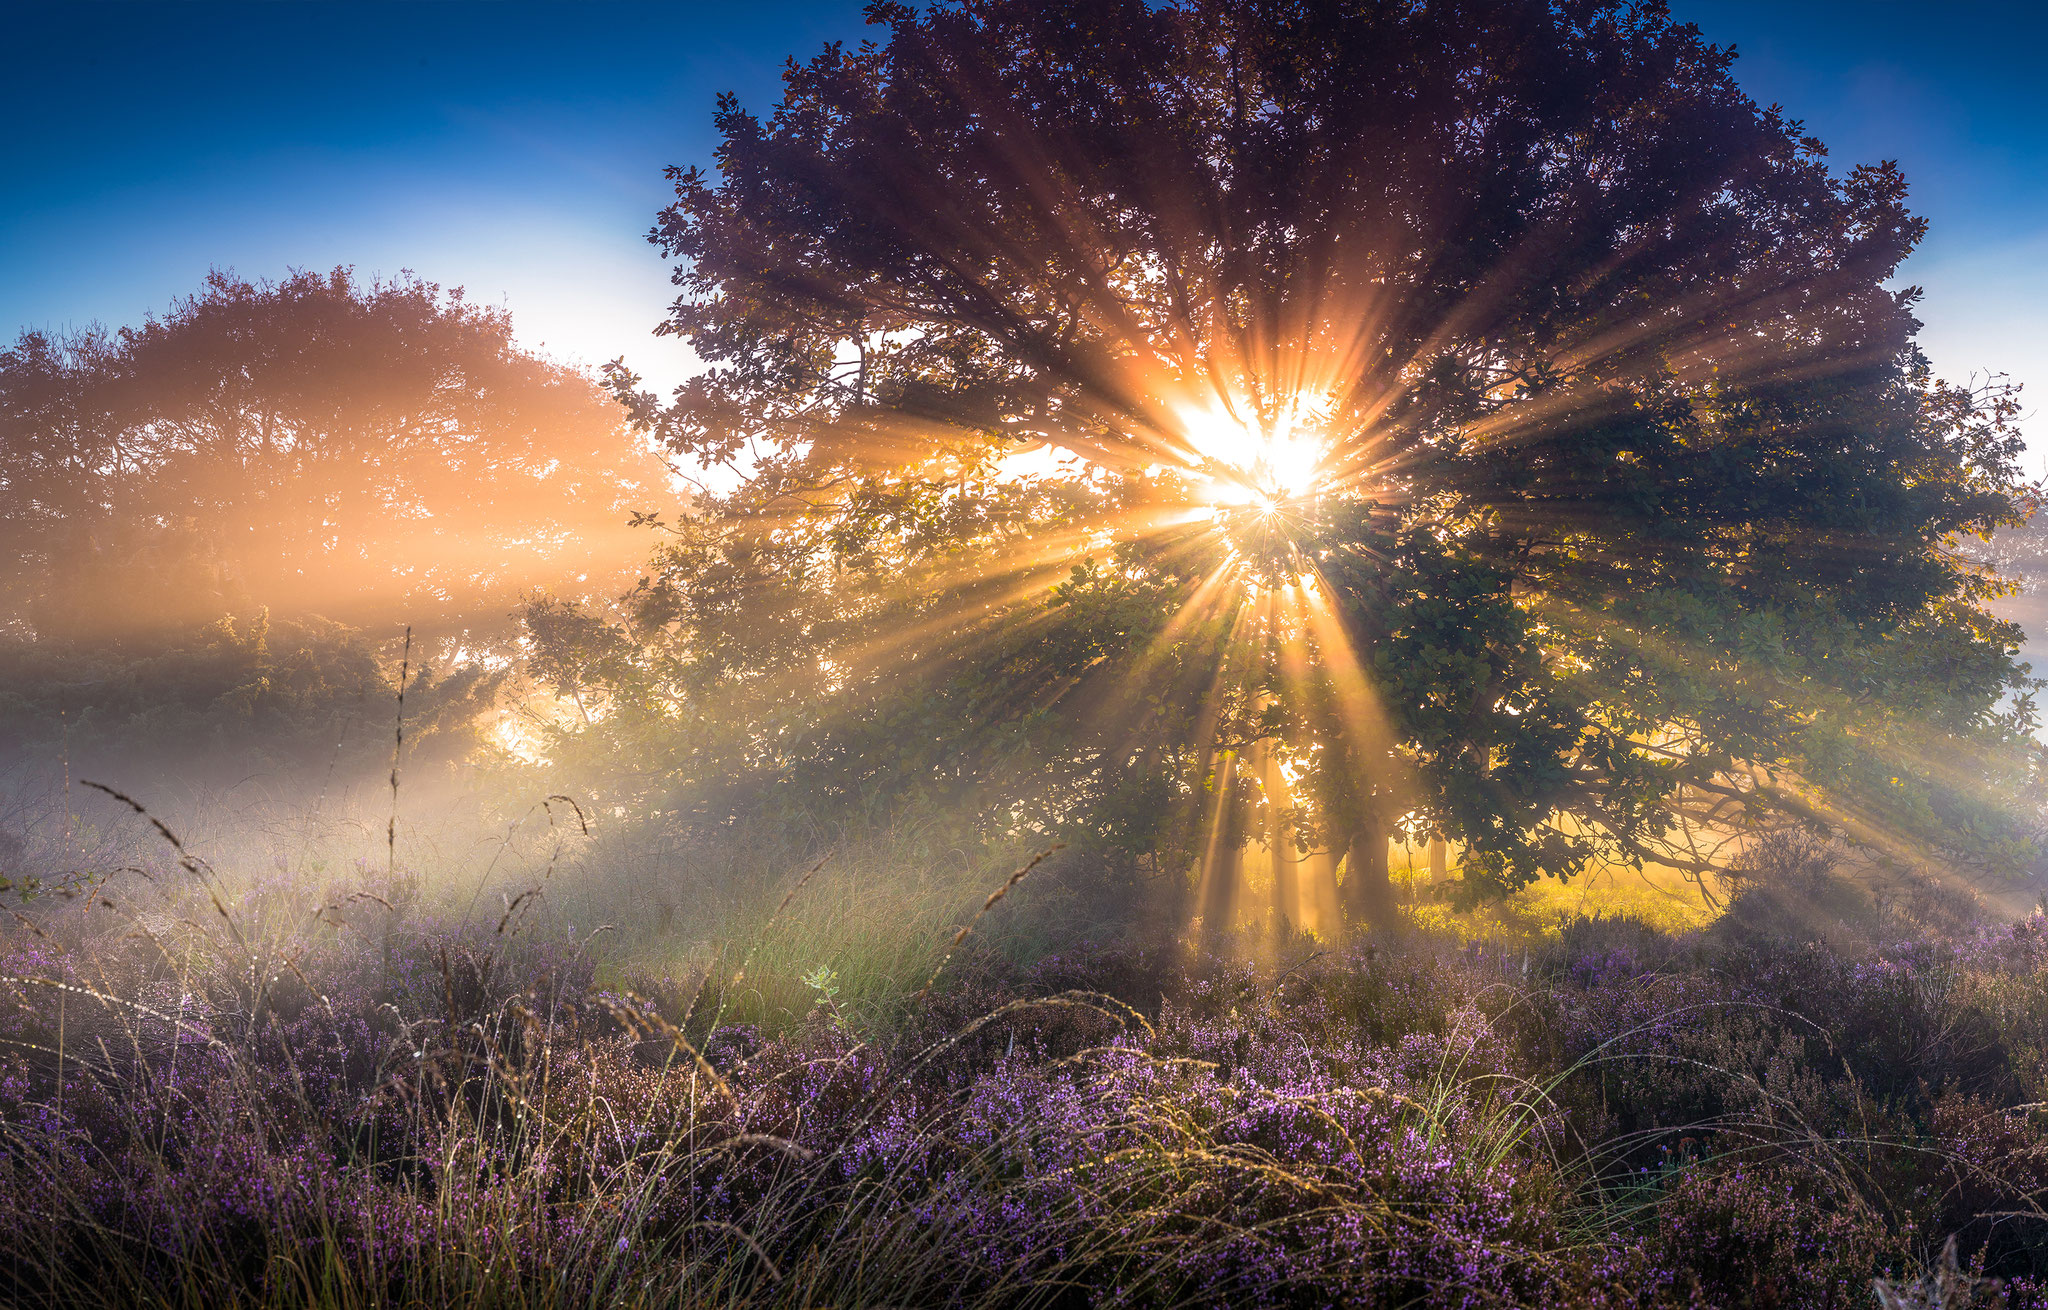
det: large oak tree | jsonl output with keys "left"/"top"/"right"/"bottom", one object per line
{"left": 590, "top": 0, "right": 2038, "bottom": 925}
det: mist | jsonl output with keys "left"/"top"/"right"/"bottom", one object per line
{"left": 3, "top": 2, "right": 2048, "bottom": 1305}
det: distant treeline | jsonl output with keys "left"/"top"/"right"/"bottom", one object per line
{"left": 0, "top": 268, "right": 678, "bottom": 786}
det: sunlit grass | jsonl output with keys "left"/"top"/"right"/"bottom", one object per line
{"left": 1453, "top": 862, "right": 1727, "bottom": 943}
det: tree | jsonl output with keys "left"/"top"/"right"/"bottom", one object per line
{"left": 0, "top": 268, "right": 678, "bottom": 645}
{"left": 593, "top": 0, "right": 2039, "bottom": 928}
{"left": 0, "top": 610, "right": 498, "bottom": 788}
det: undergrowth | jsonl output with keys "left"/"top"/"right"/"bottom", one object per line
{"left": 0, "top": 800, "right": 2043, "bottom": 1308}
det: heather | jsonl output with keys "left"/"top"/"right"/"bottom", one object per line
{"left": 5, "top": 1, "right": 2048, "bottom": 1306}
{"left": 2, "top": 819, "right": 2046, "bottom": 1309}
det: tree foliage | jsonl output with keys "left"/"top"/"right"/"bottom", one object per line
{"left": 0, "top": 268, "right": 677, "bottom": 644}
{"left": 0, "top": 610, "right": 497, "bottom": 791}
{"left": 564, "top": 0, "right": 2037, "bottom": 916}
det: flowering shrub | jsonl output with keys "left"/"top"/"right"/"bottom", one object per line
{"left": 2, "top": 893, "right": 2048, "bottom": 1307}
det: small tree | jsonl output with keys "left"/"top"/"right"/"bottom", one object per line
{"left": 597, "top": 0, "right": 2038, "bottom": 925}
{"left": 0, "top": 268, "right": 678, "bottom": 645}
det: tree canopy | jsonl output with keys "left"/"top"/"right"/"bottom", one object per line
{"left": 0, "top": 268, "right": 677, "bottom": 645}
{"left": 573, "top": 0, "right": 2038, "bottom": 928}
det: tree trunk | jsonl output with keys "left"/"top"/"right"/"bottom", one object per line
{"left": 1428, "top": 836, "right": 1448, "bottom": 885}
{"left": 1342, "top": 819, "right": 1396, "bottom": 936}
{"left": 1197, "top": 756, "right": 1245, "bottom": 946}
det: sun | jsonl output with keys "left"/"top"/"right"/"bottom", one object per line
{"left": 1174, "top": 400, "right": 1332, "bottom": 514}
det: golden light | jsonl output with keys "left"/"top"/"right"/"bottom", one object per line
{"left": 1172, "top": 397, "right": 1334, "bottom": 513}
{"left": 489, "top": 715, "right": 549, "bottom": 766}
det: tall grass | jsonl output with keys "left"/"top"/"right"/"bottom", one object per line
{"left": 1, "top": 786, "right": 2047, "bottom": 1307}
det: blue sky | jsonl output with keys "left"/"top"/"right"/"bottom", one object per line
{"left": 4, "top": 0, "right": 2044, "bottom": 464}
{"left": 1, "top": 1, "right": 872, "bottom": 394}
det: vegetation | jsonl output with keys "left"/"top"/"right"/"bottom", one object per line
{"left": 0, "top": 266, "right": 676, "bottom": 644}
{"left": 0, "top": 0, "right": 2044, "bottom": 1306}
{"left": 566, "top": 0, "right": 2044, "bottom": 933}
{"left": 0, "top": 613, "right": 497, "bottom": 793}
{"left": 1, "top": 819, "right": 2047, "bottom": 1308}
{"left": 0, "top": 266, "right": 678, "bottom": 788}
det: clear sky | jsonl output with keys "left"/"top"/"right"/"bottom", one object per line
{"left": 4, "top": 0, "right": 2044, "bottom": 464}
